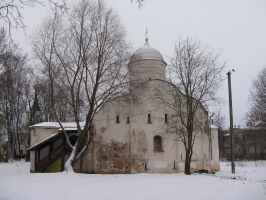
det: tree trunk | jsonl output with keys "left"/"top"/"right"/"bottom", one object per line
{"left": 64, "top": 140, "right": 79, "bottom": 173}
{"left": 185, "top": 150, "right": 192, "bottom": 175}
{"left": 64, "top": 151, "right": 76, "bottom": 173}
{"left": 16, "top": 129, "right": 21, "bottom": 161}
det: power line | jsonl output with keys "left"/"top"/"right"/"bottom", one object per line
{"left": 234, "top": 71, "right": 255, "bottom": 76}
{"left": 233, "top": 74, "right": 253, "bottom": 79}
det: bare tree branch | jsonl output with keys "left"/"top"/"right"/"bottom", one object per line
{"left": 155, "top": 36, "right": 226, "bottom": 174}
{"left": 246, "top": 67, "right": 266, "bottom": 130}
{"left": 0, "top": 0, "right": 67, "bottom": 42}
{"left": 131, "top": 0, "right": 145, "bottom": 8}
{"left": 31, "top": 0, "right": 130, "bottom": 172}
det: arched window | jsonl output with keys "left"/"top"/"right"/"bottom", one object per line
{"left": 69, "top": 135, "right": 78, "bottom": 146}
{"left": 154, "top": 135, "right": 162, "bottom": 152}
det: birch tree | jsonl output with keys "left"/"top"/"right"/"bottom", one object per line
{"left": 31, "top": 0, "right": 130, "bottom": 172}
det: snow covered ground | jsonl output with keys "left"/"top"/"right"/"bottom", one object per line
{"left": 0, "top": 161, "right": 265, "bottom": 200}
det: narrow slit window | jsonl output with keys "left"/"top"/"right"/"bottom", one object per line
{"left": 116, "top": 115, "right": 120, "bottom": 123}
{"left": 126, "top": 117, "right": 129, "bottom": 124}
{"left": 148, "top": 114, "right": 151, "bottom": 123}
{"left": 165, "top": 114, "right": 168, "bottom": 123}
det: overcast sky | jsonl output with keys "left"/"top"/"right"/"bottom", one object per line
{"left": 10, "top": 0, "right": 266, "bottom": 128}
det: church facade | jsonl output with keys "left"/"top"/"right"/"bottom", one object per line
{"left": 29, "top": 39, "right": 220, "bottom": 174}
{"left": 91, "top": 38, "right": 219, "bottom": 173}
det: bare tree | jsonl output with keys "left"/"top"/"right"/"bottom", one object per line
{"left": 0, "top": 29, "right": 31, "bottom": 162}
{"left": 0, "top": 27, "right": 10, "bottom": 71}
{"left": 0, "top": 0, "right": 146, "bottom": 43}
{"left": 0, "top": 0, "right": 67, "bottom": 41}
{"left": 31, "top": 0, "right": 130, "bottom": 172}
{"left": 213, "top": 110, "right": 225, "bottom": 130}
{"left": 244, "top": 67, "right": 266, "bottom": 159}
{"left": 131, "top": 0, "right": 145, "bottom": 8}
{"left": 246, "top": 67, "right": 266, "bottom": 130}
{"left": 158, "top": 36, "right": 226, "bottom": 174}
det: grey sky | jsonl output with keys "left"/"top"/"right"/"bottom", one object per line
{"left": 10, "top": 0, "right": 266, "bottom": 128}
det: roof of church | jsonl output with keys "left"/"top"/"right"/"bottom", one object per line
{"left": 129, "top": 38, "right": 165, "bottom": 63}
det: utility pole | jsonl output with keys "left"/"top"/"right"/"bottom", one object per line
{"left": 209, "top": 113, "right": 215, "bottom": 160}
{"left": 208, "top": 112, "right": 214, "bottom": 172}
{"left": 227, "top": 70, "right": 235, "bottom": 173}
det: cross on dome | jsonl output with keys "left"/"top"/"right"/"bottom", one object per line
{"left": 145, "top": 28, "right": 148, "bottom": 42}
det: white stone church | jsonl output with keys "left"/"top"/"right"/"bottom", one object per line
{"left": 28, "top": 38, "right": 220, "bottom": 174}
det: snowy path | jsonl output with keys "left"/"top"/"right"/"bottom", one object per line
{"left": 0, "top": 161, "right": 265, "bottom": 200}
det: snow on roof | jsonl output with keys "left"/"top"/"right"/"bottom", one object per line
{"left": 30, "top": 122, "right": 60, "bottom": 129}
{"left": 58, "top": 122, "right": 85, "bottom": 131}
{"left": 30, "top": 121, "right": 86, "bottom": 130}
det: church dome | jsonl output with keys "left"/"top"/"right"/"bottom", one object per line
{"left": 128, "top": 38, "right": 167, "bottom": 88}
{"left": 129, "top": 38, "right": 165, "bottom": 63}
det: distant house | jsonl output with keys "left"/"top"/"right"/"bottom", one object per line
{"left": 28, "top": 38, "right": 220, "bottom": 173}
{"left": 219, "top": 128, "right": 266, "bottom": 161}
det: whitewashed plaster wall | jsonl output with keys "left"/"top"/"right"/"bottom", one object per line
{"left": 92, "top": 80, "right": 218, "bottom": 173}
{"left": 30, "top": 127, "right": 58, "bottom": 146}
{"left": 211, "top": 126, "right": 220, "bottom": 171}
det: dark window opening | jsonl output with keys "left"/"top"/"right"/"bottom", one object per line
{"left": 165, "top": 114, "right": 168, "bottom": 123}
{"left": 154, "top": 135, "right": 162, "bottom": 152}
{"left": 144, "top": 162, "right": 147, "bottom": 170}
{"left": 39, "top": 145, "right": 49, "bottom": 161}
{"left": 69, "top": 135, "right": 78, "bottom": 146}
{"left": 52, "top": 138, "right": 62, "bottom": 151}
{"left": 116, "top": 115, "right": 120, "bottom": 123}
{"left": 126, "top": 117, "right": 129, "bottom": 123}
{"left": 174, "top": 161, "right": 176, "bottom": 169}
{"left": 148, "top": 114, "right": 151, "bottom": 123}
